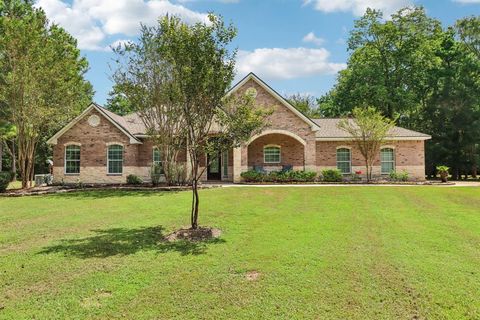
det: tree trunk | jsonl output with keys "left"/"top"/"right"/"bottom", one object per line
{"left": 0, "top": 141, "right": 3, "bottom": 172}
{"left": 18, "top": 135, "right": 36, "bottom": 189}
{"left": 191, "top": 178, "right": 199, "bottom": 229}
{"left": 472, "top": 165, "right": 477, "bottom": 179}
{"left": 365, "top": 159, "right": 370, "bottom": 182}
{"left": 11, "top": 140, "right": 16, "bottom": 182}
{"left": 189, "top": 154, "right": 200, "bottom": 230}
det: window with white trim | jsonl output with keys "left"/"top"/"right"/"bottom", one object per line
{"left": 108, "top": 144, "right": 123, "bottom": 174}
{"left": 381, "top": 148, "right": 395, "bottom": 174}
{"left": 264, "top": 145, "right": 281, "bottom": 163}
{"left": 152, "top": 147, "right": 164, "bottom": 174}
{"left": 65, "top": 145, "right": 80, "bottom": 174}
{"left": 336, "top": 148, "right": 351, "bottom": 174}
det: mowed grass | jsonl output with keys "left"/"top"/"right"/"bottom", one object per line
{"left": 0, "top": 187, "right": 479, "bottom": 319}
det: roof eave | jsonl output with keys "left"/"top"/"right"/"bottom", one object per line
{"left": 315, "top": 136, "right": 431, "bottom": 141}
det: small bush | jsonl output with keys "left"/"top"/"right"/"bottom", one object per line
{"left": 150, "top": 164, "right": 163, "bottom": 186}
{"left": 436, "top": 165, "right": 450, "bottom": 182}
{"left": 126, "top": 174, "right": 143, "bottom": 185}
{"left": 0, "top": 172, "right": 11, "bottom": 192}
{"left": 321, "top": 169, "right": 343, "bottom": 182}
{"left": 164, "top": 162, "right": 189, "bottom": 186}
{"left": 241, "top": 170, "right": 265, "bottom": 182}
{"left": 389, "top": 170, "right": 409, "bottom": 182}
{"left": 240, "top": 170, "right": 316, "bottom": 183}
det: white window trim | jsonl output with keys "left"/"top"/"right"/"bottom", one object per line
{"left": 106, "top": 142, "right": 125, "bottom": 147}
{"left": 336, "top": 147, "right": 352, "bottom": 174}
{"left": 64, "top": 144, "right": 81, "bottom": 175}
{"left": 152, "top": 147, "right": 164, "bottom": 175}
{"left": 380, "top": 147, "right": 396, "bottom": 175}
{"left": 63, "top": 142, "right": 81, "bottom": 147}
{"left": 107, "top": 144, "right": 124, "bottom": 175}
{"left": 152, "top": 147, "right": 161, "bottom": 166}
{"left": 263, "top": 145, "right": 281, "bottom": 164}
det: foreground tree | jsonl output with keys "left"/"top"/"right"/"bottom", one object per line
{"left": 114, "top": 15, "right": 268, "bottom": 229}
{"left": 112, "top": 25, "right": 188, "bottom": 186}
{"left": 0, "top": 0, "right": 93, "bottom": 188}
{"left": 338, "top": 107, "right": 395, "bottom": 181}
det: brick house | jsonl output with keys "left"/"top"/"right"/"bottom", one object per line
{"left": 47, "top": 73, "right": 431, "bottom": 184}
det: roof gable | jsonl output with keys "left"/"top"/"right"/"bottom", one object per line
{"left": 227, "top": 73, "right": 320, "bottom": 131}
{"left": 47, "top": 103, "right": 141, "bottom": 145}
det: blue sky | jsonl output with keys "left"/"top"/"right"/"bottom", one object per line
{"left": 35, "top": 0, "right": 480, "bottom": 105}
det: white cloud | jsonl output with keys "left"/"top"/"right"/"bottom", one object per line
{"left": 453, "top": 0, "right": 480, "bottom": 3}
{"left": 304, "top": 0, "right": 413, "bottom": 16}
{"left": 236, "top": 47, "right": 346, "bottom": 80}
{"left": 35, "top": 0, "right": 209, "bottom": 51}
{"left": 107, "top": 39, "right": 134, "bottom": 51}
{"left": 302, "top": 32, "right": 325, "bottom": 46}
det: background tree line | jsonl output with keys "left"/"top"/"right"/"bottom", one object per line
{"left": 0, "top": 0, "right": 93, "bottom": 187}
{"left": 287, "top": 8, "right": 480, "bottom": 180}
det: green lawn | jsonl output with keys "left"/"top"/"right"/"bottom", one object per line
{"left": 1, "top": 187, "right": 479, "bottom": 319}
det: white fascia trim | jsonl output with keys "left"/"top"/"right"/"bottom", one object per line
{"left": 316, "top": 136, "right": 431, "bottom": 141}
{"left": 47, "top": 103, "right": 142, "bottom": 145}
{"left": 227, "top": 73, "right": 320, "bottom": 132}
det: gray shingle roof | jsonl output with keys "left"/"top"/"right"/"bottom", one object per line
{"left": 98, "top": 107, "right": 431, "bottom": 141}
{"left": 312, "top": 118, "right": 431, "bottom": 139}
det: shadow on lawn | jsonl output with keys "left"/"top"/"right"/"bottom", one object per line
{"left": 39, "top": 226, "right": 225, "bottom": 258}
{"left": 50, "top": 189, "right": 179, "bottom": 199}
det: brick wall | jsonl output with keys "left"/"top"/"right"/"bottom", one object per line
{"left": 248, "top": 133, "right": 304, "bottom": 169}
{"left": 53, "top": 109, "right": 144, "bottom": 184}
{"left": 315, "top": 140, "right": 426, "bottom": 179}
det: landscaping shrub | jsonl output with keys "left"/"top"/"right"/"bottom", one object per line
{"left": 389, "top": 170, "right": 409, "bottom": 182}
{"left": 164, "top": 162, "right": 189, "bottom": 186}
{"left": 321, "top": 169, "right": 343, "bottom": 182}
{"left": 126, "top": 174, "right": 143, "bottom": 185}
{"left": 241, "top": 170, "right": 316, "bottom": 183}
{"left": 436, "top": 165, "right": 450, "bottom": 183}
{"left": 241, "top": 170, "right": 265, "bottom": 182}
{"left": 0, "top": 172, "right": 11, "bottom": 192}
{"left": 150, "top": 164, "right": 163, "bottom": 186}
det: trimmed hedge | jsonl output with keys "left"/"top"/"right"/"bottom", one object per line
{"left": 321, "top": 169, "right": 343, "bottom": 182}
{"left": 241, "top": 170, "right": 316, "bottom": 183}
{"left": 0, "top": 172, "right": 12, "bottom": 193}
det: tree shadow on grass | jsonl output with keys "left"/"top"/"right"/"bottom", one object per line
{"left": 49, "top": 189, "right": 179, "bottom": 200}
{"left": 38, "top": 226, "right": 225, "bottom": 258}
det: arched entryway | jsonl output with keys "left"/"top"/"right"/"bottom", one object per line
{"left": 247, "top": 131, "right": 306, "bottom": 171}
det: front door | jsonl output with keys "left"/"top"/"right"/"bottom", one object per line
{"left": 207, "top": 152, "right": 222, "bottom": 181}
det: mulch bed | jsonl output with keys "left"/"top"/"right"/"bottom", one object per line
{"left": 164, "top": 227, "right": 222, "bottom": 242}
{"left": 0, "top": 184, "right": 219, "bottom": 197}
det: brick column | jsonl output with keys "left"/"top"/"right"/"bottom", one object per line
{"left": 233, "top": 145, "right": 248, "bottom": 183}
{"left": 304, "top": 138, "right": 317, "bottom": 172}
